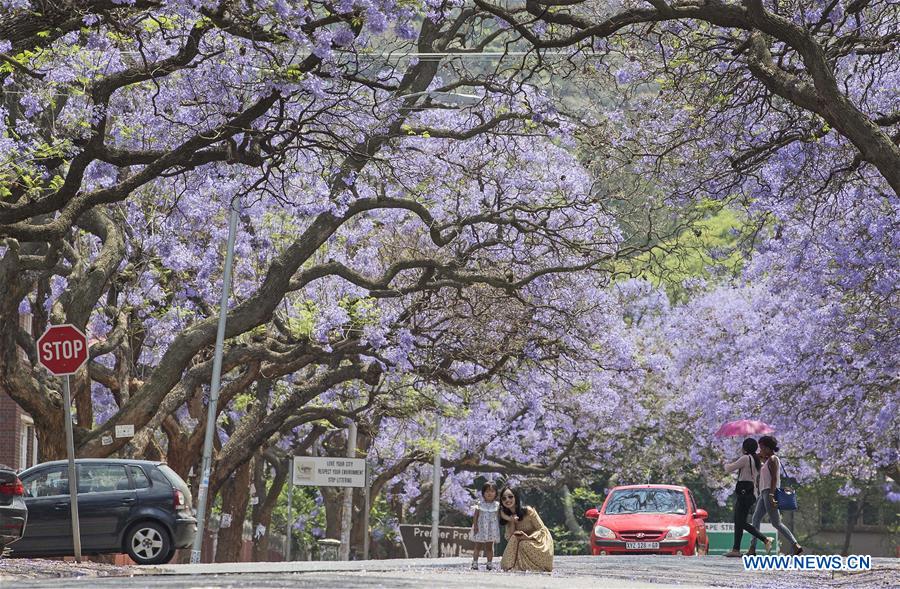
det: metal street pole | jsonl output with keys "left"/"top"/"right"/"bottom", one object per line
{"left": 340, "top": 420, "right": 357, "bottom": 561}
{"left": 62, "top": 375, "right": 82, "bottom": 562}
{"left": 430, "top": 412, "right": 440, "bottom": 559}
{"left": 286, "top": 462, "right": 293, "bottom": 562}
{"left": 362, "top": 464, "right": 370, "bottom": 560}
{"left": 190, "top": 204, "right": 240, "bottom": 564}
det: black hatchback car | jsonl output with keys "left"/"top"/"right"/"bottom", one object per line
{"left": 11, "top": 459, "right": 196, "bottom": 564}
{"left": 0, "top": 464, "right": 27, "bottom": 553}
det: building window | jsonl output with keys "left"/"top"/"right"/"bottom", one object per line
{"left": 19, "top": 419, "right": 38, "bottom": 469}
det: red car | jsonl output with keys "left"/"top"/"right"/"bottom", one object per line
{"left": 585, "top": 484, "right": 709, "bottom": 556}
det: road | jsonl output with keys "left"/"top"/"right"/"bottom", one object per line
{"left": 2, "top": 556, "right": 898, "bottom": 589}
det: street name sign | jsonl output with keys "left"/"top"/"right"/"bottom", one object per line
{"left": 398, "top": 525, "right": 474, "bottom": 558}
{"left": 705, "top": 522, "right": 778, "bottom": 554}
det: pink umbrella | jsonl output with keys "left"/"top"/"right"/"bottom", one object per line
{"left": 714, "top": 419, "right": 775, "bottom": 438}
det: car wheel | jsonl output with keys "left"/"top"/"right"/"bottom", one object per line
{"left": 125, "top": 521, "right": 172, "bottom": 565}
{"left": 163, "top": 546, "right": 177, "bottom": 563}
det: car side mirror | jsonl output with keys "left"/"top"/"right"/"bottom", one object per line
{"left": 584, "top": 508, "right": 599, "bottom": 519}
{"left": 694, "top": 509, "right": 708, "bottom": 520}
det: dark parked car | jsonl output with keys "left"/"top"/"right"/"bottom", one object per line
{"left": 0, "top": 465, "right": 27, "bottom": 554}
{"left": 10, "top": 459, "right": 196, "bottom": 564}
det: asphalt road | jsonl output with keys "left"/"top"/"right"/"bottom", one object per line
{"left": 2, "top": 556, "right": 898, "bottom": 589}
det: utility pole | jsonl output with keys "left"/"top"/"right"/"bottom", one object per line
{"left": 190, "top": 203, "right": 239, "bottom": 564}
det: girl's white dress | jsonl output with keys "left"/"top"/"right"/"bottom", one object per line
{"left": 470, "top": 499, "right": 501, "bottom": 543}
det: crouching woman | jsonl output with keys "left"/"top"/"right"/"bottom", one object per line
{"left": 498, "top": 485, "right": 554, "bottom": 572}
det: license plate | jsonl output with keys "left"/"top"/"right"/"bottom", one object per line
{"left": 625, "top": 542, "right": 660, "bottom": 550}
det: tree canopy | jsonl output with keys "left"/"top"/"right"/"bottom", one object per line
{"left": 1, "top": 0, "right": 897, "bottom": 558}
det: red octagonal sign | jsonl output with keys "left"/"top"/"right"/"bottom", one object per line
{"left": 37, "top": 324, "right": 88, "bottom": 375}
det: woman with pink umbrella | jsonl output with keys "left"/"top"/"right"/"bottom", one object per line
{"left": 717, "top": 420, "right": 775, "bottom": 557}
{"left": 723, "top": 438, "right": 772, "bottom": 556}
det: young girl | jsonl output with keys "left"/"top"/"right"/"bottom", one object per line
{"left": 470, "top": 481, "right": 501, "bottom": 570}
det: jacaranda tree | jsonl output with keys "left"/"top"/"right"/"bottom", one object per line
{"left": 2, "top": 0, "right": 896, "bottom": 558}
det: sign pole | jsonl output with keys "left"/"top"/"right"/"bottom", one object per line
{"left": 290, "top": 454, "right": 367, "bottom": 558}
{"left": 340, "top": 420, "right": 357, "bottom": 561}
{"left": 362, "top": 465, "right": 370, "bottom": 561}
{"left": 190, "top": 203, "right": 239, "bottom": 564}
{"left": 36, "top": 324, "right": 88, "bottom": 563}
{"left": 430, "top": 412, "right": 440, "bottom": 559}
{"left": 286, "top": 460, "right": 293, "bottom": 562}
{"left": 62, "top": 375, "right": 82, "bottom": 562}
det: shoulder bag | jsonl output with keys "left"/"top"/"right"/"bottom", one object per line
{"left": 774, "top": 459, "right": 798, "bottom": 511}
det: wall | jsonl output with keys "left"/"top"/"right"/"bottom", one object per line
{"left": 0, "top": 314, "right": 37, "bottom": 471}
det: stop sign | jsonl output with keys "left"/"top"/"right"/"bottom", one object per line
{"left": 37, "top": 324, "right": 88, "bottom": 375}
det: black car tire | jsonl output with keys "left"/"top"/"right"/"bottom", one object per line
{"left": 124, "top": 521, "right": 173, "bottom": 565}
{"left": 163, "top": 546, "right": 177, "bottom": 563}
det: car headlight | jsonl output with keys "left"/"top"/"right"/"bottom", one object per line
{"left": 665, "top": 526, "right": 691, "bottom": 539}
{"left": 593, "top": 525, "right": 616, "bottom": 539}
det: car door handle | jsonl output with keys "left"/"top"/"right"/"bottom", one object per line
{"left": 54, "top": 502, "right": 68, "bottom": 510}
{"left": 120, "top": 498, "right": 136, "bottom": 505}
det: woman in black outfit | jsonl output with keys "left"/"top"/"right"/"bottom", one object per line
{"left": 722, "top": 438, "right": 772, "bottom": 556}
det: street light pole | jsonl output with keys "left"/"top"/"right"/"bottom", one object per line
{"left": 190, "top": 202, "right": 240, "bottom": 564}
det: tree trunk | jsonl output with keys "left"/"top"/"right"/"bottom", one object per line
{"left": 34, "top": 409, "right": 68, "bottom": 460}
{"left": 322, "top": 486, "right": 344, "bottom": 540}
{"left": 73, "top": 369, "right": 93, "bottom": 431}
{"left": 162, "top": 415, "right": 205, "bottom": 480}
{"left": 349, "top": 487, "right": 366, "bottom": 559}
{"left": 561, "top": 485, "right": 588, "bottom": 542}
{"left": 251, "top": 454, "right": 289, "bottom": 561}
{"left": 215, "top": 459, "right": 252, "bottom": 562}
{"left": 346, "top": 425, "right": 369, "bottom": 558}
{"left": 841, "top": 497, "right": 861, "bottom": 556}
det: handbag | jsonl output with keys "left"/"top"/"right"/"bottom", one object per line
{"left": 736, "top": 481, "right": 754, "bottom": 496}
{"left": 774, "top": 461, "right": 798, "bottom": 511}
{"left": 735, "top": 455, "right": 757, "bottom": 497}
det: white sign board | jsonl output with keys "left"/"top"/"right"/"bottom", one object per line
{"left": 115, "top": 424, "right": 135, "bottom": 438}
{"left": 706, "top": 522, "right": 776, "bottom": 533}
{"left": 292, "top": 456, "right": 367, "bottom": 488}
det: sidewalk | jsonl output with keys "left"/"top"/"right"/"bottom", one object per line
{"left": 3, "top": 554, "right": 898, "bottom": 589}
{"left": 144, "top": 556, "right": 472, "bottom": 575}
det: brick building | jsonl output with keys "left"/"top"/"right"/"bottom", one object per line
{"left": 0, "top": 314, "right": 39, "bottom": 471}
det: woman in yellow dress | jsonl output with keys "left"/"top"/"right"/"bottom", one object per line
{"left": 498, "top": 485, "right": 554, "bottom": 572}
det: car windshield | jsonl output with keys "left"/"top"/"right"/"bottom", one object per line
{"left": 604, "top": 489, "right": 687, "bottom": 515}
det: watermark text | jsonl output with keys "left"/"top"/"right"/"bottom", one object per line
{"left": 743, "top": 554, "right": 871, "bottom": 571}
